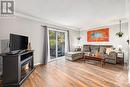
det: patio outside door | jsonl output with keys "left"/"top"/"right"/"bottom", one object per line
{"left": 49, "top": 30, "right": 65, "bottom": 61}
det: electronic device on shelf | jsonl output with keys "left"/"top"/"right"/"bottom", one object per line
{"left": 9, "top": 34, "right": 28, "bottom": 54}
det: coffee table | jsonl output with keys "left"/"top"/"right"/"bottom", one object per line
{"left": 84, "top": 55, "right": 105, "bottom": 67}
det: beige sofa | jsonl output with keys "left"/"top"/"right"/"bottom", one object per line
{"left": 65, "top": 52, "right": 83, "bottom": 61}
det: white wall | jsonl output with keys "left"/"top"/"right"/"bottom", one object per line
{"left": 0, "top": 16, "right": 44, "bottom": 64}
{"left": 0, "top": 16, "right": 78, "bottom": 64}
{"left": 128, "top": 15, "right": 130, "bottom": 82}
{"left": 126, "top": 0, "right": 130, "bottom": 83}
{"left": 80, "top": 23, "right": 129, "bottom": 62}
{"left": 69, "top": 30, "right": 79, "bottom": 51}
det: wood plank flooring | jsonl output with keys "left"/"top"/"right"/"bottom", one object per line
{"left": 0, "top": 58, "right": 129, "bottom": 87}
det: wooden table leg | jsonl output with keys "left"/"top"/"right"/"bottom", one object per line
{"left": 101, "top": 60, "right": 104, "bottom": 68}
{"left": 101, "top": 59, "right": 105, "bottom": 68}
{"left": 103, "top": 59, "right": 105, "bottom": 66}
{"left": 84, "top": 55, "right": 86, "bottom": 62}
{"left": 101, "top": 60, "right": 103, "bottom": 67}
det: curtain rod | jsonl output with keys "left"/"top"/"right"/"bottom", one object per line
{"left": 41, "top": 25, "right": 69, "bottom": 31}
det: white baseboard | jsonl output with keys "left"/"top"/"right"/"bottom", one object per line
{"left": 34, "top": 63, "right": 42, "bottom": 66}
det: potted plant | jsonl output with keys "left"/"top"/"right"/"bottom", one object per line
{"left": 116, "top": 32, "right": 123, "bottom": 37}
{"left": 116, "top": 20, "right": 123, "bottom": 37}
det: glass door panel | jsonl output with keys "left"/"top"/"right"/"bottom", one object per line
{"left": 57, "top": 32, "right": 65, "bottom": 57}
{"left": 49, "top": 30, "right": 56, "bottom": 59}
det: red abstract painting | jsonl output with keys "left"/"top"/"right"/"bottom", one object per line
{"left": 87, "top": 28, "right": 109, "bottom": 42}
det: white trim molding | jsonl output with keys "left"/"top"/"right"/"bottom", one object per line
{"left": 15, "top": 12, "right": 79, "bottom": 31}
{"left": 15, "top": 11, "right": 128, "bottom": 31}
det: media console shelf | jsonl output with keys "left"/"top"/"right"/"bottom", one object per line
{"left": 3, "top": 50, "right": 35, "bottom": 87}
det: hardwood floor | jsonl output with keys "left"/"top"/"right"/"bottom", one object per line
{"left": 1, "top": 58, "right": 129, "bottom": 87}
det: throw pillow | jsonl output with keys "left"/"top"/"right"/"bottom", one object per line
{"left": 91, "top": 49, "right": 98, "bottom": 54}
{"left": 106, "top": 48, "right": 113, "bottom": 55}
{"left": 99, "top": 47, "right": 106, "bottom": 54}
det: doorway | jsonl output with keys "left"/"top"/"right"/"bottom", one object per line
{"left": 48, "top": 28, "right": 67, "bottom": 62}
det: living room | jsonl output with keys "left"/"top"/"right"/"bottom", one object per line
{"left": 0, "top": 0, "right": 130, "bottom": 87}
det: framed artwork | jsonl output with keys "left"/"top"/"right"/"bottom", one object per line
{"left": 87, "top": 28, "right": 109, "bottom": 42}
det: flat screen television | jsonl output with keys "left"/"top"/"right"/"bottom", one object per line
{"left": 10, "top": 34, "right": 28, "bottom": 52}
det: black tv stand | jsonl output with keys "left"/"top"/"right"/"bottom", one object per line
{"left": 8, "top": 50, "right": 28, "bottom": 55}
{"left": 18, "top": 50, "right": 28, "bottom": 54}
{"left": 2, "top": 50, "right": 35, "bottom": 87}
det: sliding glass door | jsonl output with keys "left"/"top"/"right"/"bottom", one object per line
{"left": 57, "top": 32, "right": 65, "bottom": 57}
{"left": 49, "top": 30, "right": 65, "bottom": 61}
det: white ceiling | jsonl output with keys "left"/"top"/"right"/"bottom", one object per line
{"left": 16, "top": 0, "right": 126, "bottom": 30}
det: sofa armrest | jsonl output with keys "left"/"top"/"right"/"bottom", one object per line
{"left": 108, "top": 51, "right": 117, "bottom": 59}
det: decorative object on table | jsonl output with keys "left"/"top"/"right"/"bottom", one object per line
{"left": 84, "top": 52, "right": 90, "bottom": 56}
{"left": 116, "top": 20, "right": 123, "bottom": 37}
{"left": 95, "top": 51, "right": 101, "bottom": 57}
{"left": 75, "top": 48, "right": 81, "bottom": 52}
{"left": 87, "top": 28, "right": 109, "bottom": 42}
{"left": 91, "top": 54, "right": 95, "bottom": 57}
{"left": 115, "top": 45, "right": 122, "bottom": 52}
{"left": 28, "top": 42, "right": 32, "bottom": 50}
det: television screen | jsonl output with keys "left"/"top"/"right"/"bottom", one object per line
{"left": 10, "top": 34, "right": 28, "bottom": 51}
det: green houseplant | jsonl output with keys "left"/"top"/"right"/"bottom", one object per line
{"left": 116, "top": 32, "right": 123, "bottom": 37}
{"left": 116, "top": 20, "right": 123, "bottom": 37}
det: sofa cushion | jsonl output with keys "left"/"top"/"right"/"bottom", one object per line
{"left": 99, "top": 47, "right": 106, "bottom": 54}
{"left": 90, "top": 45, "right": 99, "bottom": 50}
{"left": 90, "top": 45, "right": 99, "bottom": 54}
{"left": 106, "top": 48, "right": 113, "bottom": 55}
{"left": 83, "top": 45, "right": 90, "bottom": 52}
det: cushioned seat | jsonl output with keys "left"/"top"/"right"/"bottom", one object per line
{"left": 65, "top": 52, "right": 83, "bottom": 61}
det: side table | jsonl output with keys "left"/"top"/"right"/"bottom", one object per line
{"left": 116, "top": 52, "right": 124, "bottom": 65}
